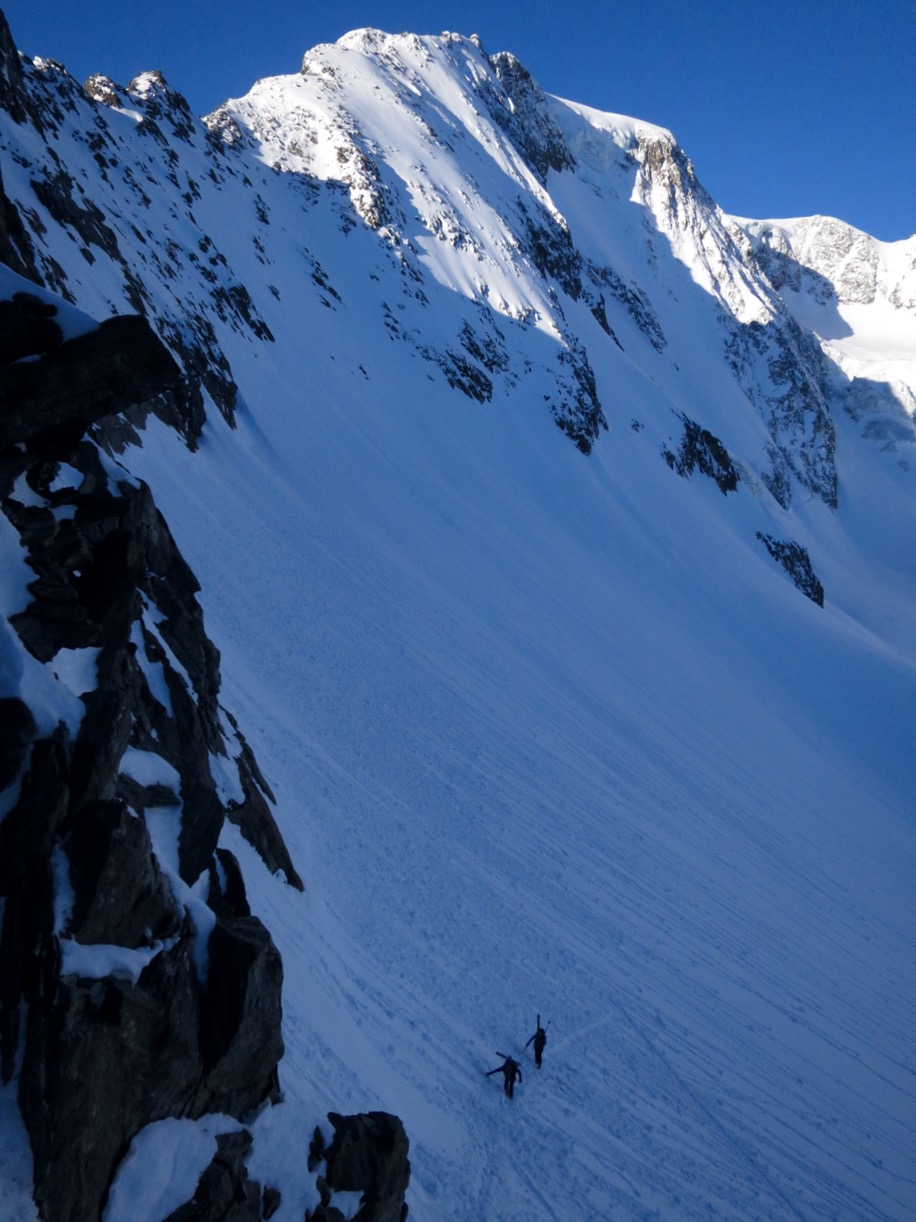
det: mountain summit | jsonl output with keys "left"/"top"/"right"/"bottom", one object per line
{"left": 1, "top": 12, "right": 915, "bottom": 1220}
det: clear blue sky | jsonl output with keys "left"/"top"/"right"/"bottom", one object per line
{"left": 4, "top": 1, "right": 914, "bottom": 240}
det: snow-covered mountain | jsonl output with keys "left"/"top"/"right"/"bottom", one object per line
{"left": 1, "top": 10, "right": 915, "bottom": 1220}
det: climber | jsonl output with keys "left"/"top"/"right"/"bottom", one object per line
{"left": 525, "top": 1015, "right": 548, "bottom": 1069}
{"left": 486, "top": 1053, "right": 523, "bottom": 1099}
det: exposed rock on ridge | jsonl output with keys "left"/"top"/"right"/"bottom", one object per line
{"left": 0, "top": 285, "right": 299, "bottom": 1221}
{"left": 487, "top": 51, "right": 576, "bottom": 184}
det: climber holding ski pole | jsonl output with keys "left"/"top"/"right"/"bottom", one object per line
{"left": 525, "top": 1015, "right": 549, "bottom": 1068}
{"left": 487, "top": 1052, "right": 523, "bottom": 1099}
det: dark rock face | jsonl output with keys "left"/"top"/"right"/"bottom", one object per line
{"left": 664, "top": 415, "right": 739, "bottom": 494}
{"left": 0, "top": 290, "right": 63, "bottom": 364}
{"left": 756, "top": 533, "right": 825, "bottom": 606}
{"left": 64, "top": 798, "right": 180, "bottom": 947}
{"left": 0, "top": 694, "right": 35, "bottom": 788}
{"left": 161, "top": 1129, "right": 268, "bottom": 1222}
{"left": 319, "top": 1112, "right": 411, "bottom": 1222}
{"left": 588, "top": 263, "right": 667, "bottom": 353}
{"left": 224, "top": 710, "right": 304, "bottom": 890}
{"left": 0, "top": 295, "right": 299, "bottom": 1221}
{"left": 0, "top": 8, "right": 29, "bottom": 125}
{"left": 515, "top": 198, "right": 582, "bottom": 302}
{"left": 724, "top": 315, "right": 837, "bottom": 509}
{"left": 0, "top": 311, "right": 192, "bottom": 448}
{"left": 20, "top": 933, "right": 201, "bottom": 1222}
{"left": 197, "top": 915, "right": 284, "bottom": 1113}
{"left": 487, "top": 51, "right": 575, "bottom": 184}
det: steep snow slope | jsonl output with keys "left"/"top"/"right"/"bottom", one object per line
{"left": 1, "top": 21, "right": 915, "bottom": 1221}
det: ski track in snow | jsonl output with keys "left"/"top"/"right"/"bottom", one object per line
{"left": 193, "top": 396, "right": 915, "bottom": 1219}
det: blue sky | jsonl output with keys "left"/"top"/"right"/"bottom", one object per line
{"left": 4, "top": 0, "right": 914, "bottom": 240}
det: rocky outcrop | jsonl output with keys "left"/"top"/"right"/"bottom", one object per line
{"left": 0, "top": 7, "right": 30, "bottom": 126}
{"left": 162, "top": 1129, "right": 273, "bottom": 1222}
{"left": 125, "top": 70, "right": 197, "bottom": 144}
{"left": 309, "top": 1112, "right": 411, "bottom": 1222}
{"left": 737, "top": 216, "right": 916, "bottom": 458}
{"left": 0, "top": 309, "right": 193, "bottom": 448}
{"left": 0, "top": 287, "right": 299, "bottom": 1221}
{"left": 724, "top": 314, "right": 837, "bottom": 509}
{"left": 664, "top": 414, "right": 739, "bottom": 494}
{"left": 756, "top": 533, "right": 825, "bottom": 606}
{"left": 0, "top": 289, "right": 62, "bottom": 364}
{"left": 745, "top": 216, "right": 880, "bottom": 307}
{"left": 487, "top": 51, "right": 575, "bottom": 184}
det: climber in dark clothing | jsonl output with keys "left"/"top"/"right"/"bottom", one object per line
{"left": 525, "top": 1015, "right": 548, "bottom": 1068}
{"left": 487, "top": 1054, "right": 523, "bottom": 1099}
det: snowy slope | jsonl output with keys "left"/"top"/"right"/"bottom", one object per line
{"left": 1, "top": 20, "right": 915, "bottom": 1221}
